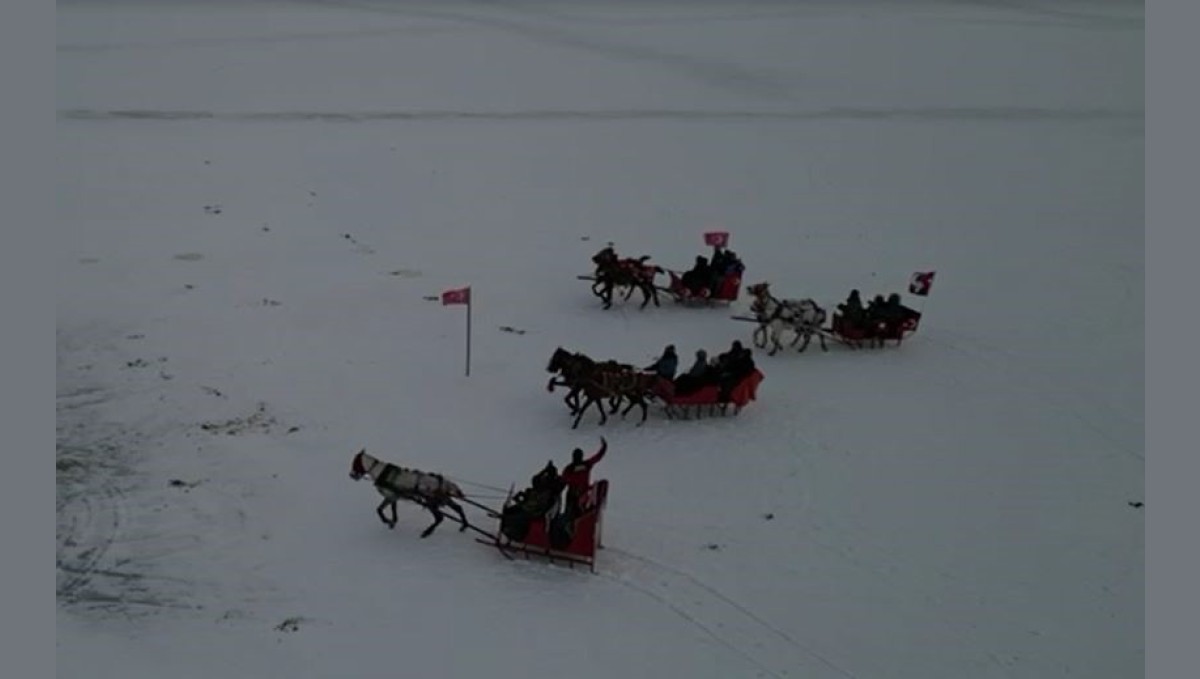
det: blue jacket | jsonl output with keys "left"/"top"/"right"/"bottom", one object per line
{"left": 647, "top": 352, "right": 678, "bottom": 380}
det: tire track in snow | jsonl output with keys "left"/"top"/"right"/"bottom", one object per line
{"left": 57, "top": 481, "right": 126, "bottom": 602}
{"left": 602, "top": 547, "right": 859, "bottom": 679}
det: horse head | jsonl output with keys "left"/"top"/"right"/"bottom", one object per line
{"left": 547, "top": 347, "right": 571, "bottom": 373}
{"left": 591, "top": 246, "right": 617, "bottom": 267}
{"left": 349, "top": 449, "right": 369, "bottom": 480}
{"left": 747, "top": 282, "right": 772, "bottom": 300}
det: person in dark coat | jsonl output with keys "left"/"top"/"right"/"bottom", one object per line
{"left": 680, "top": 256, "right": 711, "bottom": 295}
{"left": 710, "top": 247, "right": 728, "bottom": 270}
{"left": 673, "top": 348, "right": 710, "bottom": 395}
{"left": 838, "top": 289, "right": 864, "bottom": 318}
{"left": 865, "top": 294, "right": 887, "bottom": 324}
{"left": 645, "top": 344, "right": 679, "bottom": 381}
{"left": 529, "top": 461, "right": 564, "bottom": 516}
{"left": 723, "top": 251, "right": 744, "bottom": 276}
{"left": 715, "top": 340, "right": 744, "bottom": 371}
{"left": 717, "top": 344, "right": 755, "bottom": 402}
{"left": 686, "top": 349, "right": 709, "bottom": 377}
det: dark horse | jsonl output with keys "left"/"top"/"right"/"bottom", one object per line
{"left": 349, "top": 449, "right": 470, "bottom": 538}
{"left": 546, "top": 347, "right": 662, "bottom": 428}
{"left": 591, "top": 246, "right": 662, "bottom": 310}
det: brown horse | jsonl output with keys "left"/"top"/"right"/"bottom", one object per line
{"left": 546, "top": 348, "right": 664, "bottom": 428}
{"left": 591, "top": 246, "right": 662, "bottom": 310}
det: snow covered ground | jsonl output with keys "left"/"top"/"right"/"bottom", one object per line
{"left": 56, "top": 1, "right": 1144, "bottom": 677}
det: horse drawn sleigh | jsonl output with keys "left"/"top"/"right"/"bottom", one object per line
{"left": 546, "top": 345, "right": 765, "bottom": 427}
{"left": 733, "top": 282, "right": 922, "bottom": 354}
{"left": 577, "top": 244, "right": 745, "bottom": 310}
{"left": 349, "top": 446, "right": 610, "bottom": 572}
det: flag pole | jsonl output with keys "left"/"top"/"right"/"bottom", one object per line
{"left": 465, "top": 289, "right": 472, "bottom": 377}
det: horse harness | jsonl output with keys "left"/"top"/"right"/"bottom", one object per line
{"left": 375, "top": 463, "right": 453, "bottom": 501}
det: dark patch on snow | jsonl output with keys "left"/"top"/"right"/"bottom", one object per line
{"left": 199, "top": 402, "right": 283, "bottom": 435}
{"left": 275, "top": 616, "right": 307, "bottom": 632}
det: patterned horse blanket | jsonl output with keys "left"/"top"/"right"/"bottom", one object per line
{"left": 375, "top": 464, "right": 458, "bottom": 499}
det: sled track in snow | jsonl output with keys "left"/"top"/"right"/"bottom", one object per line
{"left": 603, "top": 547, "right": 859, "bottom": 679}
{"left": 57, "top": 481, "right": 125, "bottom": 602}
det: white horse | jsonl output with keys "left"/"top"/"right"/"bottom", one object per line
{"left": 747, "top": 283, "right": 829, "bottom": 355}
{"left": 349, "top": 449, "right": 470, "bottom": 538}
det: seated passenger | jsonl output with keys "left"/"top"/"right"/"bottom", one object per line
{"left": 673, "top": 349, "right": 711, "bottom": 395}
{"left": 645, "top": 344, "right": 679, "bottom": 381}
{"left": 838, "top": 289, "right": 864, "bottom": 318}
{"left": 680, "top": 256, "right": 712, "bottom": 295}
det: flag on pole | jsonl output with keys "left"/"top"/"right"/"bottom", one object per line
{"left": 441, "top": 286, "right": 471, "bottom": 305}
{"left": 441, "top": 286, "right": 472, "bottom": 376}
{"left": 908, "top": 271, "right": 936, "bottom": 296}
{"left": 704, "top": 231, "right": 730, "bottom": 248}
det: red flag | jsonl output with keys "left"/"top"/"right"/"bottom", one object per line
{"left": 909, "top": 271, "right": 935, "bottom": 296}
{"left": 441, "top": 286, "right": 471, "bottom": 305}
{"left": 704, "top": 231, "right": 730, "bottom": 248}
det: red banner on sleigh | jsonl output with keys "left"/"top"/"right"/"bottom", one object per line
{"left": 703, "top": 231, "right": 730, "bottom": 248}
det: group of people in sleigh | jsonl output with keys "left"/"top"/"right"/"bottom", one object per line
{"left": 642, "top": 340, "right": 757, "bottom": 402}
{"left": 503, "top": 438, "right": 608, "bottom": 538}
{"left": 834, "top": 289, "right": 920, "bottom": 336}
{"left": 677, "top": 247, "right": 745, "bottom": 298}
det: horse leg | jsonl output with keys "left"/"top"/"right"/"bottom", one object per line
{"left": 564, "top": 387, "right": 580, "bottom": 414}
{"left": 573, "top": 395, "right": 601, "bottom": 429}
{"left": 446, "top": 498, "right": 469, "bottom": 532}
{"left": 420, "top": 505, "right": 443, "bottom": 538}
{"left": 620, "top": 397, "right": 636, "bottom": 418}
{"left": 376, "top": 498, "right": 395, "bottom": 528}
{"left": 797, "top": 332, "right": 812, "bottom": 353}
